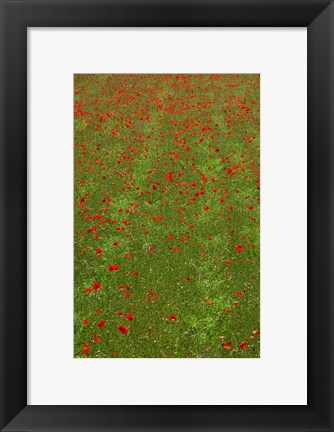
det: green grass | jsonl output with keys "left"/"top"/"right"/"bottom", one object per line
{"left": 74, "top": 74, "right": 260, "bottom": 358}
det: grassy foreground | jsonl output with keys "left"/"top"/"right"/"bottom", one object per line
{"left": 74, "top": 74, "right": 260, "bottom": 358}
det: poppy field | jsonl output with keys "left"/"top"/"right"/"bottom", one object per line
{"left": 74, "top": 74, "right": 260, "bottom": 358}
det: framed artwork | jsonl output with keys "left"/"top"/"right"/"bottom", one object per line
{"left": 0, "top": 0, "right": 333, "bottom": 431}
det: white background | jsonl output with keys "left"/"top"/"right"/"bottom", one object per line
{"left": 28, "top": 29, "right": 307, "bottom": 405}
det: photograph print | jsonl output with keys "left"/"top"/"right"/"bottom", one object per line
{"left": 74, "top": 74, "right": 260, "bottom": 358}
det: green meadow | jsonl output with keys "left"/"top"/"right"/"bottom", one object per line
{"left": 74, "top": 74, "right": 260, "bottom": 358}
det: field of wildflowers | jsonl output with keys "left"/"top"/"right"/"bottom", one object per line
{"left": 74, "top": 74, "right": 260, "bottom": 358}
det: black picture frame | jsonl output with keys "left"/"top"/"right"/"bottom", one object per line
{"left": 1, "top": 0, "right": 333, "bottom": 431}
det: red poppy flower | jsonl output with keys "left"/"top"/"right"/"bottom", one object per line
{"left": 133, "top": 271, "right": 139, "bottom": 276}
{"left": 203, "top": 206, "right": 209, "bottom": 211}
{"left": 97, "top": 319, "right": 106, "bottom": 328}
{"left": 235, "top": 245, "right": 243, "bottom": 253}
{"left": 225, "top": 259, "right": 232, "bottom": 265}
{"left": 117, "top": 325, "right": 128, "bottom": 334}
{"left": 169, "top": 314, "right": 177, "bottom": 321}
{"left": 226, "top": 308, "right": 232, "bottom": 313}
{"left": 84, "top": 288, "right": 92, "bottom": 293}
{"left": 252, "top": 330, "right": 260, "bottom": 335}
{"left": 248, "top": 205, "right": 254, "bottom": 210}
{"left": 206, "top": 300, "right": 212, "bottom": 305}
{"left": 93, "top": 334, "right": 101, "bottom": 342}
{"left": 82, "top": 343, "right": 90, "bottom": 355}
{"left": 108, "top": 265, "right": 119, "bottom": 271}
{"left": 125, "top": 314, "right": 133, "bottom": 321}
{"left": 239, "top": 341, "right": 249, "bottom": 349}
{"left": 237, "top": 291, "right": 243, "bottom": 297}
{"left": 223, "top": 341, "right": 232, "bottom": 349}
{"left": 96, "top": 248, "right": 102, "bottom": 254}
{"left": 83, "top": 319, "right": 89, "bottom": 325}
{"left": 93, "top": 282, "right": 102, "bottom": 291}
